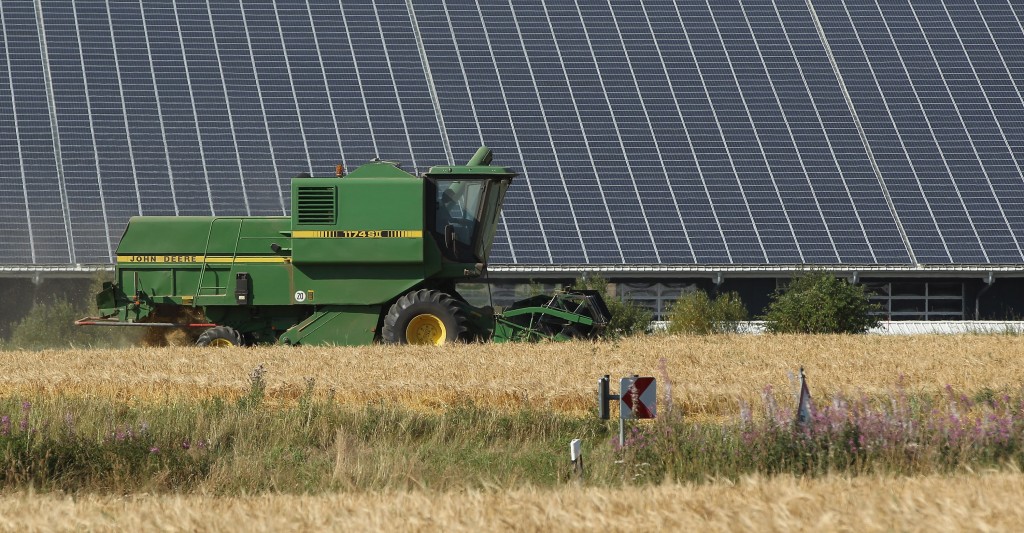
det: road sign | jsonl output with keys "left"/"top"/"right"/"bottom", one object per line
{"left": 619, "top": 377, "right": 656, "bottom": 419}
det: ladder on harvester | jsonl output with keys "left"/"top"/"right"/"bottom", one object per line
{"left": 193, "top": 218, "right": 244, "bottom": 306}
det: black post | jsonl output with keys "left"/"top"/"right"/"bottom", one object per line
{"left": 598, "top": 375, "right": 610, "bottom": 420}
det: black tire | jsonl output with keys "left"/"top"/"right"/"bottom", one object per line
{"left": 196, "top": 326, "right": 243, "bottom": 347}
{"left": 381, "top": 289, "right": 466, "bottom": 345}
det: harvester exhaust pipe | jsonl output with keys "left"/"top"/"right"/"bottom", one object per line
{"left": 467, "top": 146, "right": 493, "bottom": 166}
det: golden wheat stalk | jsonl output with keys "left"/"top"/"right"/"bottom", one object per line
{"left": 0, "top": 471, "right": 1020, "bottom": 532}
{"left": 1, "top": 335, "right": 1020, "bottom": 415}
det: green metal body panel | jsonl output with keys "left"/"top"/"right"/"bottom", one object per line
{"left": 291, "top": 171, "right": 424, "bottom": 264}
{"left": 117, "top": 216, "right": 291, "bottom": 256}
{"left": 277, "top": 305, "right": 381, "bottom": 346}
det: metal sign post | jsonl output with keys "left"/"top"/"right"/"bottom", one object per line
{"left": 598, "top": 374, "right": 656, "bottom": 447}
{"left": 597, "top": 375, "right": 623, "bottom": 446}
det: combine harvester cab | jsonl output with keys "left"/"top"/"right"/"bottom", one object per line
{"left": 84, "top": 147, "right": 610, "bottom": 347}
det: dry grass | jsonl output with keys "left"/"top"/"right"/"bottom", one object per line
{"left": 2, "top": 335, "right": 1022, "bottom": 416}
{"left": 2, "top": 470, "right": 1021, "bottom": 532}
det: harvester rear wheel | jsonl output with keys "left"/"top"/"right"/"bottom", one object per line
{"left": 381, "top": 289, "right": 466, "bottom": 346}
{"left": 196, "top": 326, "right": 243, "bottom": 348}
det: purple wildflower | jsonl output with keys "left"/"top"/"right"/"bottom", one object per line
{"left": 149, "top": 446, "right": 159, "bottom": 454}
{"left": 739, "top": 401, "right": 752, "bottom": 425}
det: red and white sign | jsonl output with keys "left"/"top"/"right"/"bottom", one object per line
{"left": 619, "top": 377, "right": 656, "bottom": 419}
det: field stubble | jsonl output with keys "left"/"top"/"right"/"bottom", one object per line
{"left": 1, "top": 471, "right": 1020, "bottom": 532}
{"left": 1, "top": 335, "right": 1021, "bottom": 416}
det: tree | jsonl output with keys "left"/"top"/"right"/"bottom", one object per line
{"left": 761, "top": 272, "right": 880, "bottom": 334}
{"left": 572, "top": 275, "right": 652, "bottom": 338}
{"left": 666, "top": 289, "right": 747, "bottom": 335}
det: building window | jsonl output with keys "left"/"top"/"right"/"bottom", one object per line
{"left": 864, "top": 281, "right": 964, "bottom": 321}
{"left": 617, "top": 282, "right": 694, "bottom": 320}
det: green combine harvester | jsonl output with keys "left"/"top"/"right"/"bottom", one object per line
{"left": 78, "top": 147, "right": 610, "bottom": 347}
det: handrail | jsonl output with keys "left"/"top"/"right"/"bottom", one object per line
{"left": 230, "top": 218, "right": 243, "bottom": 265}
{"left": 193, "top": 220, "right": 215, "bottom": 302}
{"left": 195, "top": 218, "right": 244, "bottom": 301}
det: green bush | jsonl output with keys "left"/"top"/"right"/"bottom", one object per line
{"left": 572, "top": 275, "right": 652, "bottom": 338}
{"left": 666, "top": 290, "right": 747, "bottom": 335}
{"left": 604, "top": 298, "right": 654, "bottom": 338}
{"left": 761, "top": 272, "right": 880, "bottom": 334}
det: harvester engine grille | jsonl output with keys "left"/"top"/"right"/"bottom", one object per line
{"left": 296, "top": 186, "right": 336, "bottom": 225}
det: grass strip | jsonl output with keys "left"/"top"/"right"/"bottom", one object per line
{"left": 4, "top": 377, "right": 1024, "bottom": 493}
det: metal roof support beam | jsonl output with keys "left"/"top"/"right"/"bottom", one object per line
{"left": 5, "top": 263, "right": 1024, "bottom": 281}
{"left": 485, "top": 264, "right": 1024, "bottom": 280}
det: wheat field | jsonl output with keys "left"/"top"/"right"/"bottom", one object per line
{"left": 1, "top": 334, "right": 1022, "bottom": 415}
{"left": 4, "top": 335, "right": 1024, "bottom": 530}
{"left": 1, "top": 471, "right": 1020, "bottom": 532}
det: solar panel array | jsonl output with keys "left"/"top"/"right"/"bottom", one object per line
{"left": 1, "top": 0, "right": 1023, "bottom": 266}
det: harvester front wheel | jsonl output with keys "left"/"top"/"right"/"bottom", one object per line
{"left": 196, "top": 326, "right": 243, "bottom": 348}
{"left": 382, "top": 289, "right": 466, "bottom": 346}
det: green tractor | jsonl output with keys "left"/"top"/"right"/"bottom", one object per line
{"left": 79, "top": 147, "right": 610, "bottom": 346}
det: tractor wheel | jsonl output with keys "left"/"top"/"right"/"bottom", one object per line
{"left": 381, "top": 289, "right": 466, "bottom": 346}
{"left": 196, "top": 326, "right": 243, "bottom": 347}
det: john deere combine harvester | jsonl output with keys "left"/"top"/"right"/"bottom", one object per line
{"left": 79, "top": 148, "right": 610, "bottom": 346}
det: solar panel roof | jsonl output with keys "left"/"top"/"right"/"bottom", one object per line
{"left": 1, "top": 0, "right": 1023, "bottom": 267}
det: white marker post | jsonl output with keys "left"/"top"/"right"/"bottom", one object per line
{"left": 570, "top": 439, "right": 583, "bottom": 480}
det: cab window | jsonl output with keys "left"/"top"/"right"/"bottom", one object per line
{"left": 434, "top": 179, "right": 485, "bottom": 261}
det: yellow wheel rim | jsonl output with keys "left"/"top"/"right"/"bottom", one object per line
{"left": 405, "top": 314, "right": 447, "bottom": 346}
{"left": 209, "top": 338, "right": 235, "bottom": 348}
